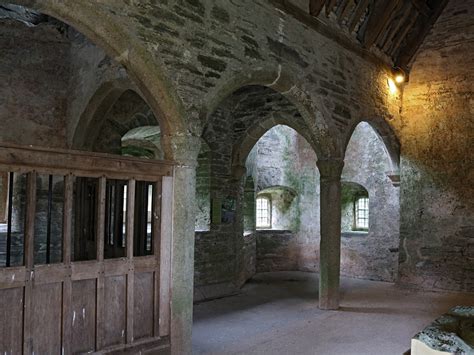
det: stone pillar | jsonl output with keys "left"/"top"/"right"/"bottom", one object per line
{"left": 167, "top": 134, "right": 201, "bottom": 355}
{"left": 317, "top": 159, "right": 344, "bottom": 310}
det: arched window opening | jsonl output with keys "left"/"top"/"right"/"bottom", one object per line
{"left": 256, "top": 196, "right": 271, "bottom": 229}
{"left": 121, "top": 125, "right": 163, "bottom": 160}
{"left": 341, "top": 182, "right": 369, "bottom": 234}
{"left": 354, "top": 196, "right": 369, "bottom": 231}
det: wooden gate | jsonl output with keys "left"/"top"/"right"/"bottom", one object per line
{"left": 0, "top": 144, "right": 173, "bottom": 354}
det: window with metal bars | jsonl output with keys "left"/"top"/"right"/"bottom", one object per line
{"left": 256, "top": 196, "right": 271, "bottom": 229}
{"left": 354, "top": 197, "right": 369, "bottom": 230}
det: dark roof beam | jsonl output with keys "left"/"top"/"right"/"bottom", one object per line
{"left": 363, "top": 0, "right": 403, "bottom": 48}
{"left": 380, "top": 2, "right": 414, "bottom": 53}
{"left": 309, "top": 0, "right": 326, "bottom": 16}
{"left": 410, "top": 0, "right": 431, "bottom": 17}
{"left": 325, "top": 0, "right": 338, "bottom": 16}
{"left": 337, "top": 0, "right": 355, "bottom": 25}
{"left": 395, "top": 0, "right": 449, "bottom": 69}
{"left": 348, "top": 0, "right": 370, "bottom": 33}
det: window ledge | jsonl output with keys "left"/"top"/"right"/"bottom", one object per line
{"left": 255, "top": 229, "right": 293, "bottom": 234}
{"left": 342, "top": 231, "right": 368, "bottom": 238}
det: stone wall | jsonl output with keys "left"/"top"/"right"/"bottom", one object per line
{"left": 2, "top": 0, "right": 471, "bottom": 300}
{"left": 256, "top": 230, "right": 298, "bottom": 272}
{"left": 0, "top": 16, "right": 69, "bottom": 148}
{"left": 341, "top": 122, "right": 400, "bottom": 282}
{"left": 396, "top": 0, "right": 474, "bottom": 292}
{"left": 243, "top": 123, "right": 399, "bottom": 281}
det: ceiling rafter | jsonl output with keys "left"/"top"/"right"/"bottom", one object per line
{"left": 380, "top": 2, "right": 413, "bottom": 52}
{"left": 348, "top": 0, "right": 371, "bottom": 33}
{"left": 337, "top": 0, "right": 356, "bottom": 25}
{"left": 307, "top": 0, "right": 449, "bottom": 70}
{"left": 395, "top": 0, "right": 449, "bottom": 69}
{"left": 363, "top": 0, "right": 403, "bottom": 48}
{"left": 309, "top": 0, "right": 325, "bottom": 16}
{"left": 325, "top": 0, "right": 339, "bottom": 16}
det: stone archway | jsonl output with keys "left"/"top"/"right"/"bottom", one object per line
{"left": 7, "top": 0, "right": 188, "bottom": 159}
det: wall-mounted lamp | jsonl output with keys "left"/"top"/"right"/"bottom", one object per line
{"left": 387, "top": 67, "right": 408, "bottom": 94}
{"left": 392, "top": 67, "right": 408, "bottom": 85}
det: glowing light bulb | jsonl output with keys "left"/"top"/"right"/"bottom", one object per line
{"left": 395, "top": 74, "right": 405, "bottom": 84}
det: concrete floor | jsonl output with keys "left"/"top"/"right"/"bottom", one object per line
{"left": 192, "top": 272, "right": 473, "bottom": 355}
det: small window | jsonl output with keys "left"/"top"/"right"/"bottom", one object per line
{"left": 256, "top": 196, "right": 271, "bottom": 229}
{"left": 354, "top": 197, "right": 369, "bottom": 230}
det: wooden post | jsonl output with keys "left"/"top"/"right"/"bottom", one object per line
{"left": 126, "top": 179, "right": 136, "bottom": 344}
{"left": 23, "top": 171, "right": 37, "bottom": 354}
{"left": 62, "top": 174, "right": 74, "bottom": 355}
{"left": 159, "top": 176, "right": 173, "bottom": 337}
{"left": 95, "top": 177, "right": 106, "bottom": 350}
{"left": 153, "top": 179, "right": 162, "bottom": 337}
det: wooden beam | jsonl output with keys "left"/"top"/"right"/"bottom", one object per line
{"left": 159, "top": 176, "right": 173, "bottom": 337}
{"left": 373, "top": 0, "right": 406, "bottom": 48}
{"left": 23, "top": 172, "right": 37, "bottom": 354}
{"left": 381, "top": 2, "right": 414, "bottom": 52}
{"left": 411, "top": 0, "right": 431, "bottom": 17}
{"left": 325, "top": 0, "right": 338, "bottom": 16}
{"left": 388, "top": 12, "right": 419, "bottom": 57}
{"left": 396, "top": 0, "right": 449, "bottom": 69}
{"left": 0, "top": 143, "right": 174, "bottom": 181}
{"left": 338, "top": 0, "right": 354, "bottom": 25}
{"left": 95, "top": 177, "right": 106, "bottom": 350}
{"left": 362, "top": 0, "right": 402, "bottom": 48}
{"left": 269, "top": 0, "right": 393, "bottom": 70}
{"left": 348, "top": 0, "right": 370, "bottom": 33}
{"left": 309, "top": 0, "right": 325, "bottom": 16}
{"left": 61, "top": 174, "right": 74, "bottom": 355}
{"left": 126, "top": 179, "right": 136, "bottom": 344}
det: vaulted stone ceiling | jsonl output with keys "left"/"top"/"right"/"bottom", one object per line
{"left": 308, "top": 0, "right": 449, "bottom": 69}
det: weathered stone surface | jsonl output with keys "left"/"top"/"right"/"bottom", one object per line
{"left": 412, "top": 306, "right": 474, "bottom": 354}
{"left": 396, "top": 0, "right": 474, "bottom": 293}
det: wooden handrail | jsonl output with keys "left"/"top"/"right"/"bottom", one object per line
{"left": 0, "top": 143, "right": 175, "bottom": 180}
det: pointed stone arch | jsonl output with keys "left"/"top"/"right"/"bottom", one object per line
{"left": 7, "top": 0, "right": 187, "bottom": 159}
{"left": 202, "top": 67, "right": 340, "bottom": 161}
{"left": 344, "top": 119, "right": 401, "bottom": 176}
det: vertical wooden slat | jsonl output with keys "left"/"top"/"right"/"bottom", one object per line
{"left": 153, "top": 180, "right": 162, "bottom": 337}
{"left": 95, "top": 177, "right": 106, "bottom": 351}
{"left": 126, "top": 179, "right": 136, "bottom": 344}
{"left": 159, "top": 176, "right": 173, "bottom": 337}
{"left": 23, "top": 171, "right": 36, "bottom": 354}
{"left": 5, "top": 172, "right": 14, "bottom": 267}
{"left": 46, "top": 174, "right": 53, "bottom": 264}
{"left": 62, "top": 174, "right": 73, "bottom": 355}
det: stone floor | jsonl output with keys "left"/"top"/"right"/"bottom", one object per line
{"left": 192, "top": 272, "right": 474, "bottom": 355}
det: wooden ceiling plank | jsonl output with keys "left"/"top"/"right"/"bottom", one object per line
{"left": 410, "top": 0, "right": 431, "bottom": 17}
{"left": 388, "top": 12, "right": 419, "bottom": 57}
{"left": 338, "top": 0, "right": 355, "bottom": 24}
{"left": 373, "top": 0, "right": 406, "bottom": 48}
{"left": 396, "top": 0, "right": 449, "bottom": 69}
{"left": 325, "top": 0, "right": 338, "bottom": 16}
{"left": 381, "top": 2, "right": 413, "bottom": 53}
{"left": 309, "top": 0, "right": 326, "bottom": 16}
{"left": 363, "top": 0, "right": 402, "bottom": 48}
{"left": 348, "top": 0, "right": 370, "bottom": 33}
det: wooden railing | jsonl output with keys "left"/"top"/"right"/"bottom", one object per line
{"left": 0, "top": 144, "right": 174, "bottom": 355}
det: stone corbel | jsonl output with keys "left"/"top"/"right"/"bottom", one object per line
{"left": 386, "top": 171, "right": 400, "bottom": 187}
